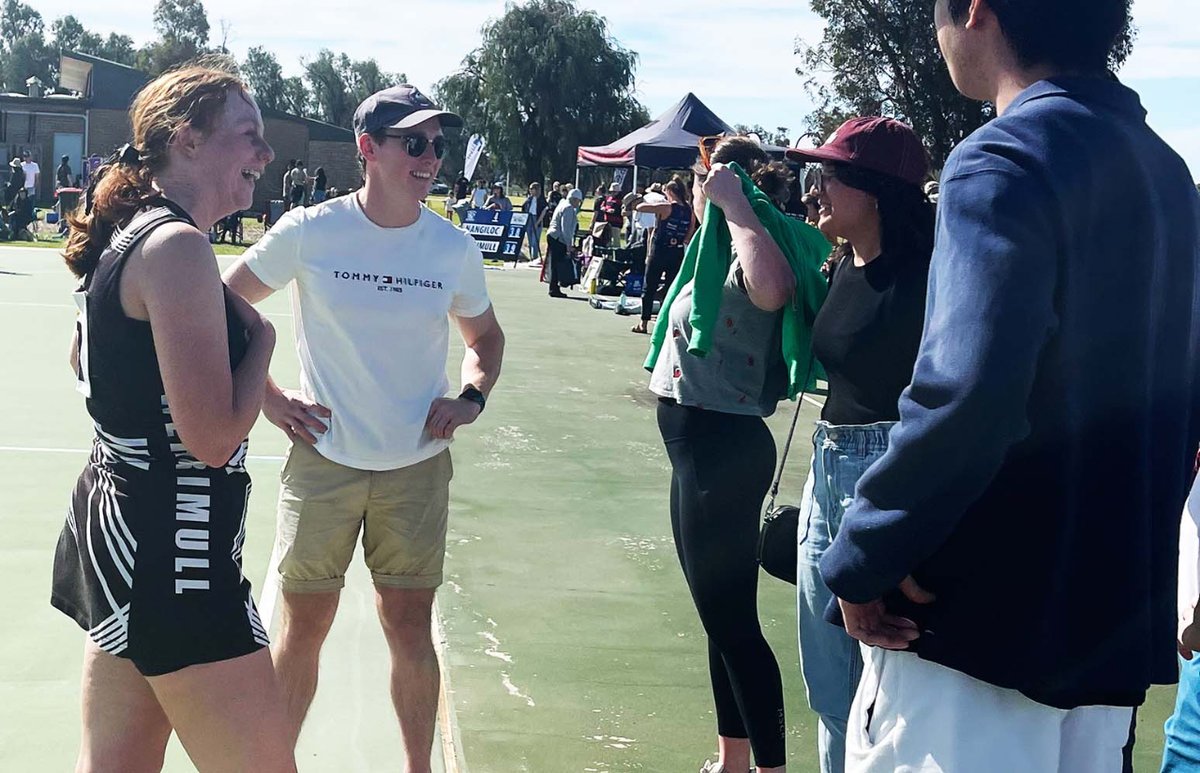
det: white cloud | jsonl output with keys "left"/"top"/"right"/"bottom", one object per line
{"left": 1121, "top": 0, "right": 1200, "bottom": 79}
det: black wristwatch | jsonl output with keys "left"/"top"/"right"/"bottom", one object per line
{"left": 458, "top": 385, "right": 486, "bottom": 413}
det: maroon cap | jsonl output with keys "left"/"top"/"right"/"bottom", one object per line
{"left": 786, "top": 117, "right": 929, "bottom": 188}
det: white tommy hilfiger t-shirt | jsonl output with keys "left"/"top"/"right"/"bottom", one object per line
{"left": 243, "top": 195, "right": 492, "bottom": 471}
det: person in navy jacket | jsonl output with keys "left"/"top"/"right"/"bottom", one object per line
{"left": 819, "top": 0, "right": 1200, "bottom": 770}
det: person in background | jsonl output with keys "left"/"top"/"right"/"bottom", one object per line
{"left": 311, "top": 167, "right": 328, "bottom": 204}
{"left": 56, "top": 155, "right": 73, "bottom": 190}
{"left": 597, "top": 182, "right": 625, "bottom": 247}
{"left": 55, "top": 156, "right": 75, "bottom": 234}
{"left": 784, "top": 117, "right": 935, "bottom": 773}
{"left": 282, "top": 159, "right": 295, "bottom": 205}
{"left": 21, "top": 150, "right": 39, "bottom": 200}
{"left": 546, "top": 188, "right": 583, "bottom": 298}
{"left": 472, "top": 180, "right": 488, "bottom": 209}
{"left": 4, "top": 157, "right": 24, "bottom": 207}
{"left": 820, "top": 0, "right": 1200, "bottom": 770}
{"left": 521, "top": 182, "right": 549, "bottom": 262}
{"left": 548, "top": 181, "right": 564, "bottom": 210}
{"left": 623, "top": 183, "right": 647, "bottom": 243}
{"left": 632, "top": 177, "right": 691, "bottom": 334}
{"left": 288, "top": 161, "right": 307, "bottom": 209}
{"left": 485, "top": 184, "right": 512, "bottom": 211}
{"left": 448, "top": 175, "right": 471, "bottom": 223}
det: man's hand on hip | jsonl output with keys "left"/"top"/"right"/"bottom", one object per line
{"left": 838, "top": 576, "right": 935, "bottom": 650}
{"left": 425, "top": 398, "right": 481, "bottom": 440}
{"left": 264, "top": 386, "right": 331, "bottom": 445}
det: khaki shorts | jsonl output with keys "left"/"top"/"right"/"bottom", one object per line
{"left": 274, "top": 442, "right": 453, "bottom": 592}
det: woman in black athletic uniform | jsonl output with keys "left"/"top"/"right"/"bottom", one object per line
{"left": 52, "top": 65, "right": 295, "bottom": 771}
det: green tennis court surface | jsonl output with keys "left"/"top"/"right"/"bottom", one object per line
{"left": 0, "top": 245, "right": 1177, "bottom": 771}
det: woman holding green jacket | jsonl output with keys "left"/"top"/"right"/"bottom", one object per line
{"left": 646, "top": 135, "right": 829, "bottom": 773}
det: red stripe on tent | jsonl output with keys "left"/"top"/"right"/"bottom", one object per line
{"left": 577, "top": 146, "right": 635, "bottom": 166}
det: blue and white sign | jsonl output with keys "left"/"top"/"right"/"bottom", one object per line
{"left": 462, "top": 209, "right": 531, "bottom": 261}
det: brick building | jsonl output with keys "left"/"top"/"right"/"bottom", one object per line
{"left": 0, "top": 51, "right": 358, "bottom": 212}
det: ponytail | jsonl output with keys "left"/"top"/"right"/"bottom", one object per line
{"left": 59, "top": 62, "right": 244, "bottom": 279}
{"left": 63, "top": 146, "right": 159, "bottom": 279}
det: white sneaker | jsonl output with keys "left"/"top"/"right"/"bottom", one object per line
{"left": 699, "top": 762, "right": 754, "bottom": 773}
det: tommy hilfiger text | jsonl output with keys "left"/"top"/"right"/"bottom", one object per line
{"left": 332, "top": 270, "right": 445, "bottom": 293}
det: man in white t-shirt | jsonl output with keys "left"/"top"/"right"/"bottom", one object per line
{"left": 20, "top": 151, "right": 39, "bottom": 198}
{"left": 223, "top": 85, "right": 505, "bottom": 770}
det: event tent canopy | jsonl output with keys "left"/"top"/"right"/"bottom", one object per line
{"left": 576, "top": 92, "right": 735, "bottom": 170}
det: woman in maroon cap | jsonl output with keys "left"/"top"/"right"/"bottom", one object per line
{"left": 784, "top": 117, "right": 934, "bottom": 773}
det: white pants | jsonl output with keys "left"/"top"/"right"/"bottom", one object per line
{"left": 847, "top": 647, "right": 1132, "bottom": 773}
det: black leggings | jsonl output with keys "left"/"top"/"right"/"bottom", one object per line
{"left": 656, "top": 398, "right": 785, "bottom": 767}
{"left": 547, "top": 238, "right": 567, "bottom": 293}
{"left": 642, "top": 246, "right": 684, "bottom": 322}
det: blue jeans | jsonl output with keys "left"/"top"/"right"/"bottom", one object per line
{"left": 1163, "top": 656, "right": 1200, "bottom": 771}
{"left": 527, "top": 221, "right": 542, "bottom": 260}
{"left": 796, "top": 420, "right": 894, "bottom": 773}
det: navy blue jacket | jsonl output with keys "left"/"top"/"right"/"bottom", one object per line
{"left": 820, "top": 76, "right": 1200, "bottom": 709}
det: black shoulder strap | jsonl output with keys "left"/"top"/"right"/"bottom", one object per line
{"left": 108, "top": 206, "right": 193, "bottom": 257}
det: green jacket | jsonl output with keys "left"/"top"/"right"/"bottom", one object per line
{"left": 644, "top": 162, "right": 830, "bottom": 398}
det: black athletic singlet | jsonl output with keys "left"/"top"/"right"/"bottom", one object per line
{"left": 51, "top": 201, "right": 269, "bottom": 676}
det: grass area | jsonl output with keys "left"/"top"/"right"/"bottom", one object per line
{"left": 4, "top": 235, "right": 249, "bottom": 256}
{"left": 15, "top": 193, "right": 610, "bottom": 262}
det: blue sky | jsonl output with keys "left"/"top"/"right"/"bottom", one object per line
{"left": 52, "top": 0, "right": 1200, "bottom": 179}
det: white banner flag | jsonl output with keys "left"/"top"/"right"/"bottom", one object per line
{"left": 463, "top": 134, "right": 486, "bottom": 182}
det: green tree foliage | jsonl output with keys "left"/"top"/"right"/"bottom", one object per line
{"left": 0, "top": 0, "right": 53, "bottom": 92}
{"left": 136, "top": 0, "right": 211, "bottom": 75}
{"left": 796, "top": 0, "right": 988, "bottom": 169}
{"left": 242, "top": 45, "right": 286, "bottom": 111}
{"left": 435, "top": 0, "right": 648, "bottom": 185}
{"left": 796, "top": 0, "right": 1136, "bottom": 170}
{"left": 50, "top": 16, "right": 136, "bottom": 66}
{"left": 152, "top": 0, "right": 209, "bottom": 49}
{"left": 303, "top": 49, "right": 405, "bottom": 128}
{"left": 281, "top": 75, "right": 309, "bottom": 117}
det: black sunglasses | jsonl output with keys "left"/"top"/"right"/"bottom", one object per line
{"left": 382, "top": 132, "right": 448, "bottom": 159}
{"left": 813, "top": 165, "right": 841, "bottom": 193}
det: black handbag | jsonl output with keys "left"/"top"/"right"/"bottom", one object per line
{"left": 758, "top": 503, "right": 800, "bottom": 584}
{"left": 756, "top": 357, "right": 815, "bottom": 585}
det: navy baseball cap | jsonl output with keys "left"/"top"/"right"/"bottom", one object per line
{"left": 352, "top": 85, "right": 463, "bottom": 136}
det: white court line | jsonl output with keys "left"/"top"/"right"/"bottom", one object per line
{"left": 433, "top": 601, "right": 466, "bottom": 773}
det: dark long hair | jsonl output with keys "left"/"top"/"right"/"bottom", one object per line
{"left": 826, "top": 162, "right": 935, "bottom": 267}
